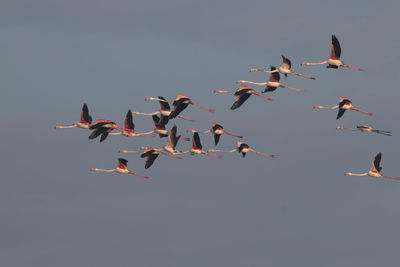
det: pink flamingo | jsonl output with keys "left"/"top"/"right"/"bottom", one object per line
{"left": 91, "top": 158, "right": 148, "bottom": 179}
{"left": 179, "top": 133, "right": 222, "bottom": 158}
{"left": 109, "top": 110, "right": 155, "bottom": 138}
{"left": 55, "top": 103, "right": 93, "bottom": 129}
{"left": 250, "top": 55, "right": 316, "bottom": 80}
{"left": 187, "top": 122, "right": 243, "bottom": 145}
{"left": 336, "top": 125, "right": 391, "bottom": 136}
{"left": 214, "top": 85, "right": 273, "bottom": 110}
{"left": 169, "top": 94, "right": 214, "bottom": 119}
{"left": 301, "top": 35, "right": 364, "bottom": 71}
{"left": 208, "top": 141, "right": 275, "bottom": 158}
{"left": 132, "top": 96, "right": 195, "bottom": 122}
{"left": 345, "top": 153, "right": 400, "bottom": 180}
{"left": 238, "top": 66, "right": 306, "bottom": 93}
{"left": 88, "top": 119, "right": 123, "bottom": 142}
{"left": 313, "top": 96, "right": 372, "bottom": 119}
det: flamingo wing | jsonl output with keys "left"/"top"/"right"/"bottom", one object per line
{"left": 125, "top": 110, "right": 135, "bottom": 130}
{"left": 231, "top": 93, "right": 251, "bottom": 110}
{"left": 371, "top": 152, "right": 382, "bottom": 172}
{"left": 330, "top": 35, "right": 341, "bottom": 60}
{"left": 281, "top": 55, "right": 291, "bottom": 69}
{"left": 81, "top": 103, "right": 92, "bottom": 124}
{"left": 192, "top": 132, "right": 202, "bottom": 150}
{"left": 270, "top": 66, "right": 280, "bottom": 82}
{"left": 118, "top": 158, "right": 128, "bottom": 169}
{"left": 158, "top": 96, "right": 170, "bottom": 111}
{"left": 170, "top": 101, "right": 189, "bottom": 119}
{"left": 336, "top": 109, "right": 346, "bottom": 120}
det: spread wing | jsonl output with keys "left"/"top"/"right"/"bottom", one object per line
{"left": 125, "top": 110, "right": 135, "bottom": 130}
{"left": 330, "top": 35, "right": 341, "bottom": 59}
{"left": 281, "top": 55, "right": 291, "bottom": 69}
{"left": 231, "top": 93, "right": 251, "bottom": 110}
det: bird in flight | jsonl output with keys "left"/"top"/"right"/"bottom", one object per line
{"left": 169, "top": 94, "right": 214, "bottom": 119}
{"left": 55, "top": 103, "right": 93, "bottom": 129}
{"left": 250, "top": 55, "right": 316, "bottom": 80}
{"left": 313, "top": 96, "right": 372, "bottom": 119}
{"left": 214, "top": 85, "right": 273, "bottom": 110}
{"left": 344, "top": 153, "right": 400, "bottom": 180}
{"left": 238, "top": 66, "right": 306, "bottom": 93}
{"left": 301, "top": 35, "right": 364, "bottom": 71}
{"left": 91, "top": 158, "right": 148, "bottom": 179}
{"left": 187, "top": 122, "right": 243, "bottom": 145}
{"left": 109, "top": 110, "right": 155, "bottom": 137}
{"left": 132, "top": 96, "right": 195, "bottom": 123}
{"left": 88, "top": 119, "right": 123, "bottom": 142}
{"left": 336, "top": 125, "right": 391, "bottom": 136}
{"left": 208, "top": 141, "right": 275, "bottom": 158}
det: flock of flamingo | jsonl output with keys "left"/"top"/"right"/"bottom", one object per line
{"left": 55, "top": 35, "right": 399, "bottom": 181}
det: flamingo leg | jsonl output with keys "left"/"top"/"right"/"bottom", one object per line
{"left": 252, "top": 92, "right": 273, "bottom": 101}
{"left": 177, "top": 115, "right": 196, "bottom": 122}
{"left": 283, "top": 85, "right": 306, "bottom": 92}
{"left": 191, "top": 102, "right": 215, "bottom": 113}
{"left": 251, "top": 150, "right": 275, "bottom": 158}
{"left": 128, "top": 171, "right": 149, "bottom": 179}
{"left": 223, "top": 131, "right": 243, "bottom": 138}
{"left": 383, "top": 175, "right": 400, "bottom": 181}
{"left": 203, "top": 152, "right": 222, "bottom": 158}
{"left": 343, "top": 64, "right": 364, "bottom": 71}
{"left": 350, "top": 107, "right": 372, "bottom": 116}
{"left": 290, "top": 71, "right": 316, "bottom": 80}
{"left": 159, "top": 151, "right": 183, "bottom": 159}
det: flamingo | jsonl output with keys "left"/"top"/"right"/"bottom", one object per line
{"left": 238, "top": 66, "right": 306, "bottom": 93}
{"left": 91, "top": 158, "right": 149, "bottom": 179}
{"left": 214, "top": 85, "right": 273, "bottom": 110}
{"left": 313, "top": 96, "right": 372, "bottom": 119}
{"left": 179, "top": 133, "right": 222, "bottom": 158}
{"left": 139, "top": 147, "right": 182, "bottom": 169}
{"left": 208, "top": 141, "right": 275, "bottom": 158}
{"left": 187, "top": 122, "right": 243, "bottom": 145}
{"left": 88, "top": 119, "right": 123, "bottom": 142}
{"left": 336, "top": 125, "right": 392, "bottom": 136}
{"left": 55, "top": 103, "right": 93, "bottom": 129}
{"left": 109, "top": 110, "right": 155, "bottom": 137}
{"left": 132, "top": 96, "right": 195, "bottom": 122}
{"left": 250, "top": 55, "right": 316, "bottom": 80}
{"left": 344, "top": 153, "right": 400, "bottom": 180}
{"left": 301, "top": 35, "right": 364, "bottom": 71}
{"left": 169, "top": 94, "right": 214, "bottom": 119}
{"left": 120, "top": 125, "right": 186, "bottom": 155}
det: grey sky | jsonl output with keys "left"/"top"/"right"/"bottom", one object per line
{"left": 1, "top": 1, "right": 400, "bottom": 266}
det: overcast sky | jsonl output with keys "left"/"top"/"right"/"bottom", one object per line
{"left": 2, "top": 1, "right": 400, "bottom": 266}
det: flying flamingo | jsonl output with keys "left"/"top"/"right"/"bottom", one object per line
{"left": 55, "top": 103, "right": 93, "bottom": 129}
{"left": 140, "top": 147, "right": 182, "bottom": 169}
{"left": 336, "top": 125, "right": 391, "bottom": 136}
{"left": 179, "top": 133, "right": 222, "bottom": 158}
{"left": 250, "top": 55, "right": 316, "bottom": 80}
{"left": 313, "top": 96, "right": 372, "bottom": 119}
{"left": 208, "top": 141, "right": 275, "bottom": 158}
{"left": 169, "top": 94, "right": 214, "bottom": 119}
{"left": 120, "top": 125, "right": 186, "bottom": 155}
{"left": 238, "top": 66, "right": 306, "bottom": 93}
{"left": 187, "top": 122, "right": 243, "bottom": 145}
{"left": 132, "top": 96, "right": 195, "bottom": 122}
{"left": 214, "top": 85, "right": 273, "bottom": 110}
{"left": 301, "top": 35, "right": 364, "bottom": 71}
{"left": 109, "top": 110, "right": 155, "bottom": 138}
{"left": 344, "top": 153, "right": 400, "bottom": 180}
{"left": 88, "top": 119, "right": 123, "bottom": 142}
{"left": 91, "top": 158, "right": 148, "bottom": 179}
